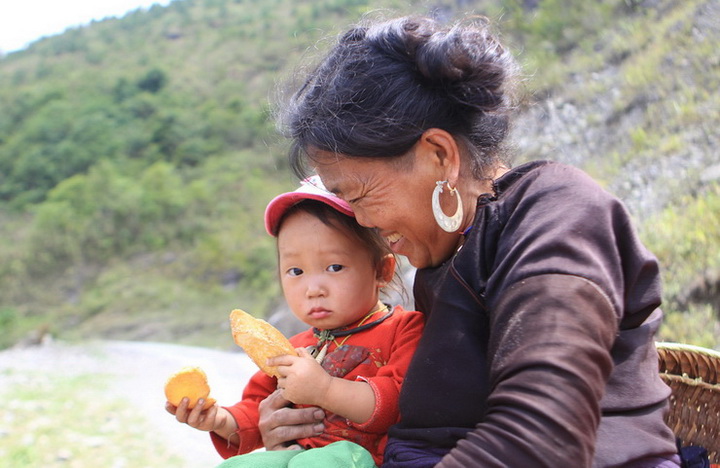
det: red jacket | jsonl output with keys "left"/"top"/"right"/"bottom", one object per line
{"left": 211, "top": 305, "right": 424, "bottom": 466}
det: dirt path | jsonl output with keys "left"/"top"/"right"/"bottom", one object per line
{"left": 0, "top": 340, "right": 259, "bottom": 467}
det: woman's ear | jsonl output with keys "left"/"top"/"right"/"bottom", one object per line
{"left": 377, "top": 254, "right": 396, "bottom": 287}
{"left": 418, "top": 128, "right": 462, "bottom": 186}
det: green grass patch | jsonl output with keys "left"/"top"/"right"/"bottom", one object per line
{"left": 659, "top": 303, "right": 720, "bottom": 350}
{"left": 641, "top": 184, "right": 720, "bottom": 349}
{"left": 0, "top": 371, "right": 184, "bottom": 467}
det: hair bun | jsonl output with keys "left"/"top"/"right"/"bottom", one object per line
{"left": 421, "top": 20, "right": 513, "bottom": 113}
{"left": 340, "top": 26, "right": 368, "bottom": 43}
{"left": 367, "top": 16, "right": 514, "bottom": 114}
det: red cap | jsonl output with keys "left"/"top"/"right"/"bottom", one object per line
{"left": 264, "top": 175, "right": 354, "bottom": 236}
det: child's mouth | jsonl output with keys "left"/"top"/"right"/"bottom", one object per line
{"left": 308, "top": 308, "right": 331, "bottom": 319}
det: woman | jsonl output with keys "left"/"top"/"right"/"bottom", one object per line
{"left": 261, "top": 15, "right": 680, "bottom": 467}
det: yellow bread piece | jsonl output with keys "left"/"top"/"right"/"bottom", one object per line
{"left": 164, "top": 366, "right": 216, "bottom": 410}
{"left": 229, "top": 308, "right": 297, "bottom": 378}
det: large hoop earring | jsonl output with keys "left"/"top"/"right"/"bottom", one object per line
{"left": 432, "top": 180, "right": 463, "bottom": 233}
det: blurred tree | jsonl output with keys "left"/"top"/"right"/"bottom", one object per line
{"left": 137, "top": 68, "right": 167, "bottom": 94}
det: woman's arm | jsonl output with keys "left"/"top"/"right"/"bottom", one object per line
{"left": 437, "top": 165, "right": 631, "bottom": 466}
{"left": 436, "top": 274, "right": 617, "bottom": 467}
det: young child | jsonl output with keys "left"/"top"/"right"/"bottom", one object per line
{"left": 167, "top": 176, "right": 425, "bottom": 468}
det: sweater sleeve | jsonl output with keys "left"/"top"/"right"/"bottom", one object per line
{"left": 353, "top": 309, "right": 425, "bottom": 433}
{"left": 436, "top": 274, "right": 617, "bottom": 468}
{"left": 210, "top": 370, "right": 278, "bottom": 458}
{"left": 438, "top": 164, "right": 649, "bottom": 467}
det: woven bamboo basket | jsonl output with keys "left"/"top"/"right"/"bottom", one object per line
{"left": 656, "top": 342, "right": 720, "bottom": 463}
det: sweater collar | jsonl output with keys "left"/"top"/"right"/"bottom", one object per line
{"left": 492, "top": 160, "right": 552, "bottom": 200}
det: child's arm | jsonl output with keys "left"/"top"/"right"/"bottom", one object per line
{"left": 273, "top": 348, "right": 375, "bottom": 424}
{"left": 166, "top": 398, "right": 239, "bottom": 440}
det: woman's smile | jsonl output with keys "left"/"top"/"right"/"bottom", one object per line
{"left": 384, "top": 232, "right": 405, "bottom": 253}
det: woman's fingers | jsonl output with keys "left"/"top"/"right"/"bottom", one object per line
{"left": 262, "top": 408, "right": 325, "bottom": 450}
{"left": 260, "top": 388, "right": 291, "bottom": 410}
{"left": 258, "top": 390, "right": 325, "bottom": 450}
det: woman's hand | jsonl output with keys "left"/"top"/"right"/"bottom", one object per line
{"left": 274, "top": 348, "right": 332, "bottom": 406}
{"left": 258, "top": 389, "right": 325, "bottom": 451}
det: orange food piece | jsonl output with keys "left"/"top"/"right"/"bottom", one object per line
{"left": 229, "top": 308, "right": 297, "bottom": 378}
{"left": 164, "top": 366, "right": 216, "bottom": 410}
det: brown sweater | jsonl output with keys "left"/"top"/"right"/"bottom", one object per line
{"left": 386, "top": 161, "right": 678, "bottom": 467}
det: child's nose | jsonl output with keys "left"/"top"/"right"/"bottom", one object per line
{"left": 306, "top": 279, "right": 327, "bottom": 298}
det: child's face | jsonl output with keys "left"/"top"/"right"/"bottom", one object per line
{"left": 277, "top": 210, "right": 383, "bottom": 330}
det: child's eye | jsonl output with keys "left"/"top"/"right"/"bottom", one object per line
{"left": 327, "top": 264, "right": 344, "bottom": 272}
{"left": 287, "top": 267, "right": 303, "bottom": 277}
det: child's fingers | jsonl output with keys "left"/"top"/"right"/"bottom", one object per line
{"left": 186, "top": 399, "right": 219, "bottom": 431}
{"left": 174, "top": 397, "right": 190, "bottom": 423}
{"left": 267, "top": 354, "right": 296, "bottom": 368}
{"left": 165, "top": 401, "right": 178, "bottom": 415}
{"left": 186, "top": 398, "right": 206, "bottom": 426}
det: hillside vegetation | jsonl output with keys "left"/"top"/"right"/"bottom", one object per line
{"left": 0, "top": 0, "right": 718, "bottom": 349}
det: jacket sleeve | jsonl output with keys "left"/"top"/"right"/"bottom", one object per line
{"left": 439, "top": 165, "right": 639, "bottom": 467}
{"left": 210, "top": 370, "right": 278, "bottom": 458}
{"left": 437, "top": 274, "right": 617, "bottom": 467}
{"left": 353, "top": 309, "right": 425, "bottom": 434}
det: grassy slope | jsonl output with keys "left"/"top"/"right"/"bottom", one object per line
{"left": 508, "top": 0, "right": 720, "bottom": 347}
{"left": 0, "top": 0, "right": 718, "bottom": 349}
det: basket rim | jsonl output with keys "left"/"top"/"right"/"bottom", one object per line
{"left": 656, "top": 341, "right": 720, "bottom": 360}
{"left": 656, "top": 342, "right": 720, "bottom": 384}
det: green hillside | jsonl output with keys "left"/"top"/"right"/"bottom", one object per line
{"left": 1, "top": 0, "right": 718, "bottom": 349}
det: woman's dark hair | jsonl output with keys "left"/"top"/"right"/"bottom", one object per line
{"left": 276, "top": 199, "right": 394, "bottom": 274}
{"left": 279, "top": 15, "right": 520, "bottom": 180}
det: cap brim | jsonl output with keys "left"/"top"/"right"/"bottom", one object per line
{"left": 264, "top": 184, "right": 354, "bottom": 236}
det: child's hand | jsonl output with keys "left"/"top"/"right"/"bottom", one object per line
{"left": 166, "top": 399, "right": 239, "bottom": 442}
{"left": 166, "top": 397, "right": 222, "bottom": 432}
{"left": 274, "top": 348, "right": 332, "bottom": 406}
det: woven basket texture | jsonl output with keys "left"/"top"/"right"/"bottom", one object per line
{"left": 657, "top": 342, "right": 720, "bottom": 463}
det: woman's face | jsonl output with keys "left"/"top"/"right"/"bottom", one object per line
{"left": 314, "top": 148, "right": 462, "bottom": 269}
